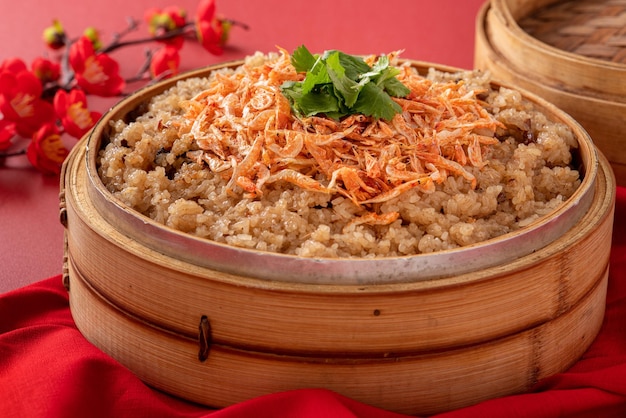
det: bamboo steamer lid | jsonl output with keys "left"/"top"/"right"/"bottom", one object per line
{"left": 474, "top": 0, "right": 626, "bottom": 185}
{"left": 59, "top": 60, "right": 616, "bottom": 415}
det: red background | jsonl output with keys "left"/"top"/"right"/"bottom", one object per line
{"left": 0, "top": 0, "right": 486, "bottom": 293}
{"left": 1, "top": 1, "right": 625, "bottom": 417}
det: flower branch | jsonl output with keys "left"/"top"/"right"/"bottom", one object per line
{"left": 0, "top": 0, "right": 246, "bottom": 175}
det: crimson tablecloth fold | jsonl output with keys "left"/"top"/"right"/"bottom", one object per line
{"left": 2, "top": 188, "right": 626, "bottom": 418}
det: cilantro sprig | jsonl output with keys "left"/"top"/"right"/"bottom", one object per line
{"left": 280, "top": 46, "right": 411, "bottom": 121}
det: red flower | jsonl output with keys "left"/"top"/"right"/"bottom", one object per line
{"left": 54, "top": 89, "right": 102, "bottom": 139}
{"left": 150, "top": 46, "right": 180, "bottom": 79}
{"left": 0, "top": 119, "right": 17, "bottom": 150}
{"left": 0, "top": 58, "right": 28, "bottom": 74}
{"left": 69, "top": 36, "right": 125, "bottom": 97}
{"left": 32, "top": 57, "right": 61, "bottom": 84}
{"left": 27, "top": 123, "right": 69, "bottom": 175}
{"left": 145, "top": 6, "right": 187, "bottom": 49}
{"left": 0, "top": 61, "right": 56, "bottom": 138}
{"left": 195, "top": 0, "right": 225, "bottom": 55}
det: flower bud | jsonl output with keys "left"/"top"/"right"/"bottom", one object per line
{"left": 219, "top": 19, "right": 231, "bottom": 45}
{"left": 83, "top": 27, "right": 102, "bottom": 51}
{"left": 32, "top": 57, "right": 61, "bottom": 84}
{"left": 42, "top": 20, "right": 66, "bottom": 50}
{"left": 145, "top": 7, "right": 187, "bottom": 49}
{"left": 150, "top": 13, "right": 174, "bottom": 35}
{"left": 195, "top": 0, "right": 224, "bottom": 55}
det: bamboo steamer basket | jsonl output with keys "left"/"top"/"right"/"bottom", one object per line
{"left": 474, "top": 0, "right": 626, "bottom": 185}
{"left": 59, "top": 60, "right": 616, "bottom": 415}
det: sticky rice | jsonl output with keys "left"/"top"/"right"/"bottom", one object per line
{"left": 98, "top": 51, "right": 580, "bottom": 258}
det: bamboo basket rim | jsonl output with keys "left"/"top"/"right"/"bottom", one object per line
{"left": 491, "top": 0, "right": 626, "bottom": 71}
{"left": 62, "top": 140, "right": 615, "bottom": 357}
{"left": 515, "top": 0, "right": 626, "bottom": 65}
{"left": 477, "top": 2, "right": 626, "bottom": 108}
{"left": 67, "top": 247, "right": 610, "bottom": 415}
{"left": 475, "top": 1, "right": 626, "bottom": 167}
{"left": 81, "top": 59, "right": 598, "bottom": 285}
{"left": 64, "top": 137, "right": 615, "bottom": 297}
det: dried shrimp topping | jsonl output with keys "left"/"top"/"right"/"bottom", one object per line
{"left": 179, "top": 50, "right": 505, "bottom": 225}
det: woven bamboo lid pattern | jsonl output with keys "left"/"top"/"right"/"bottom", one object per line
{"left": 519, "top": 0, "right": 626, "bottom": 63}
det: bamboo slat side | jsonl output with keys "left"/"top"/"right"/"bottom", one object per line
{"left": 63, "top": 140, "right": 614, "bottom": 356}
{"left": 68, "top": 255, "right": 608, "bottom": 416}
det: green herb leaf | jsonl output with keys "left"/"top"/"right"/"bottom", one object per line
{"left": 325, "top": 51, "right": 361, "bottom": 108}
{"left": 353, "top": 82, "right": 404, "bottom": 121}
{"left": 291, "top": 45, "right": 318, "bottom": 72}
{"left": 301, "top": 59, "right": 329, "bottom": 95}
{"left": 280, "top": 46, "right": 410, "bottom": 121}
{"left": 299, "top": 84, "right": 341, "bottom": 116}
{"left": 382, "top": 76, "right": 411, "bottom": 98}
{"left": 332, "top": 51, "right": 371, "bottom": 79}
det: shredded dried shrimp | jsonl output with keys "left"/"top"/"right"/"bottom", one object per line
{"left": 179, "top": 50, "right": 505, "bottom": 226}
